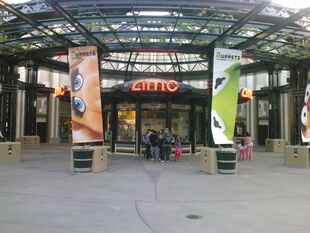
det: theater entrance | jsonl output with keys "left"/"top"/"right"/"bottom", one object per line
{"left": 141, "top": 103, "right": 166, "bottom": 134}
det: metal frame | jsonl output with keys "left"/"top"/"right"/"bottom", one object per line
{"left": 0, "top": 0, "right": 309, "bottom": 78}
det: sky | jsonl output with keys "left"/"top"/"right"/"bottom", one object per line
{"left": 2, "top": 0, "right": 310, "bottom": 9}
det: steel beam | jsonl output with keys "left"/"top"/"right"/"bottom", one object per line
{"left": 0, "top": 0, "right": 76, "bottom": 47}
{"left": 208, "top": 1, "right": 269, "bottom": 47}
{"left": 234, "top": 7, "right": 310, "bottom": 50}
{"left": 46, "top": 0, "right": 108, "bottom": 52}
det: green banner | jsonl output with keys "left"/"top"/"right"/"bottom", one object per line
{"left": 211, "top": 48, "right": 242, "bottom": 144}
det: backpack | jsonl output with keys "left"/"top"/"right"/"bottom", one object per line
{"left": 164, "top": 133, "right": 172, "bottom": 144}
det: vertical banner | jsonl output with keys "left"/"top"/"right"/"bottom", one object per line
{"left": 68, "top": 46, "right": 103, "bottom": 143}
{"left": 301, "top": 69, "right": 310, "bottom": 142}
{"left": 211, "top": 48, "right": 242, "bottom": 144}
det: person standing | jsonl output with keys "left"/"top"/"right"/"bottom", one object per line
{"left": 158, "top": 129, "right": 164, "bottom": 161}
{"left": 162, "top": 128, "right": 172, "bottom": 162}
{"left": 149, "top": 130, "right": 159, "bottom": 161}
{"left": 143, "top": 129, "right": 152, "bottom": 160}
{"left": 174, "top": 136, "right": 182, "bottom": 162}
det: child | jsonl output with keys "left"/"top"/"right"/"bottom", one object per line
{"left": 237, "top": 138, "right": 246, "bottom": 161}
{"left": 174, "top": 136, "right": 182, "bottom": 162}
{"left": 244, "top": 135, "right": 253, "bottom": 160}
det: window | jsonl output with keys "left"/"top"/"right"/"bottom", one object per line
{"left": 117, "top": 111, "right": 136, "bottom": 141}
{"left": 171, "top": 111, "right": 190, "bottom": 142}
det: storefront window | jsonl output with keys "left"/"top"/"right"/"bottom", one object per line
{"left": 141, "top": 110, "right": 166, "bottom": 135}
{"left": 59, "top": 101, "right": 71, "bottom": 142}
{"left": 171, "top": 111, "right": 190, "bottom": 142}
{"left": 117, "top": 111, "right": 136, "bottom": 141}
{"left": 36, "top": 96, "right": 48, "bottom": 115}
{"left": 59, "top": 118, "right": 71, "bottom": 142}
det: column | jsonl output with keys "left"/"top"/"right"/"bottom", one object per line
{"left": 0, "top": 61, "right": 18, "bottom": 141}
{"left": 135, "top": 101, "right": 141, "bottom": 154}
{"left": 190, "top": 103, "right": 196, "bottom": 153}
{"left": 47, "top": 93, "right": 60, "bottom": 143}
{"left": 289, "top": 65, "right": 309, "bottom": 145}
{"left": 268, "top": 69, "right": 280, "bottom": 139}
{"left": 24, "top": 64, "right": 38, "bottom": 136}
{"left": 206, "top": 49, "right": 215, "bottom": 147}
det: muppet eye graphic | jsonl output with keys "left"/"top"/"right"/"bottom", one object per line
{"left": 213, "top": 71, "right": 229, "bottom": 96}
{"left": 72, "top": 73, "right": 84, "bottom": 91}
{"left": 211, "top": 110, "right": 225, "bottom": 133}
{"left": 72, "top": 96, "right": 86, "bottom": 118}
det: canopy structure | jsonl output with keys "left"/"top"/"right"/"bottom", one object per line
{"left": 0, "top": 0, "right": 309, "bottom": 80}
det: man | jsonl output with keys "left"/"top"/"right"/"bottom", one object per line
{"left": 162, "top": 128, "right": 172, "bottom": 162}
{"left": 149, "top": 130, "right": 159, "bottom": 161}
{"left": 143, "top": 129, "right": 152, "bottom": 159}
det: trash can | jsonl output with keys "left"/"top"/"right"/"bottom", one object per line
{"left": 72, "top": 149, "right": 94, "bottom": 172}
{"left": 216, "top": 149, "right": 237, "bottom": 174}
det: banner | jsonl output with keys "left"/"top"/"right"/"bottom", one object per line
{"left": 68, "top": 46, "right": 103, "bottom": 143}
{"left": 211, "top": 48, "right": 242, "bottom": 144}
{"left": 301, "top": 69, "right": 310, "bottom": 142}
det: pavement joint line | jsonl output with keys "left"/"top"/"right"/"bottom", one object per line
{"left": 134, "top": 200, "right": 156, "bottom": 233}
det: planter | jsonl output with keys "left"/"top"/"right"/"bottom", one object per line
{"left": 72, "top": 149, "right": 94, "bottom": 173}
{"left": 216, "top": 149, "right": 237, "bottom": 174}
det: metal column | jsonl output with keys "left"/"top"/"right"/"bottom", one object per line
{"left": 24, "top": 64, "right": 38, "bottom": 136}
{"left": 268, "top": 70, "right": 280, "bottom": 139}
{"left": 0, "top": 61, "right": 18, "bottom": 141}
{"left": 135, "top": 101, "right": 141, "bottom": 154}
{"left": 206, "top": 49, "right": 215, "bottom": 147}
{"left": 289, "top": 65, "right": 309, "bottom": 145}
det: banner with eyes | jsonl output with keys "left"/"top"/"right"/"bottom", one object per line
{"left": 68, "top": 46, "right": 104, "bottom": 143}
{"left": 211, "top": 48, "right": 242, "bottom": 144}
{"left": 301, "top": 69, "right": 310, "bottom": 142}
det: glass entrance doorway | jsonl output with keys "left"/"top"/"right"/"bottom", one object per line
{"left": 141, "top": 103, "right": 166, "bottom": 134}
{"left": 141, "top": 110, "right": 166, "bottom": 133}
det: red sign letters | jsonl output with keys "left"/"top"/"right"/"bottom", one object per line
{"left": 131, "top": 79, "right": 179, "bottom": 93}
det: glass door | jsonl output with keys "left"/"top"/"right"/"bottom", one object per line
{"left": 141, "top": 110, "right": 166, "bottom": 134}
{"left": 117, "top": 111, "right": 136, "bottom": 141}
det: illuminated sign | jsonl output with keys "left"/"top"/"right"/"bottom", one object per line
{"left": 54, "top": 85, "right": 66, "bottom": 97}
{"left": 241, "top": 88, "right": 253, "bottom": 100}
{"left": 131, "top": 79, "right": 179, "bottom": 93}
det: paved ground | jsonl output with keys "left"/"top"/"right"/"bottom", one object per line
{"left": 1, "top": 144, "right": 310, "bottom": 233}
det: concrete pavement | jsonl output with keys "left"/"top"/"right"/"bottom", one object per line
{"left": 1, "top": 144, "right": 310, "bottom": 233}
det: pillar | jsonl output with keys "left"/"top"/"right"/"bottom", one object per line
{"left": 206, "top": 49, "right": 215, "bottom": 147}
{"left": 268, "top": 69, "right": 280, "bottom": 139}
{"left": 47, "top": 93, "right": 60, "bottom": 143}
{"left": 190, "top": 103, "right": 196, "bottom": 152}
{"left": 289, "top": 64, "right": 309, "bottom": 145}
{"left": 0, "top": 60, "right": 18, "bottom": 141}
{"left": 24, "top": 64, "right": 38, "bottom": 136}
{"left": 135, "top": 101, "right": 141, "bottom": 154}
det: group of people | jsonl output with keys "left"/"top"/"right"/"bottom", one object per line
{"left": 143, "top": 128, "right": 182, "bottom": 162}
{"left": 234, "top": 121, "right": 254, "bottom": 161}
{"left": 236, "top": 131, "right": 254, "bottom": 161}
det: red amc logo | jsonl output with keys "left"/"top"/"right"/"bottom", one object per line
{"left": 241, "top": 88, "right": 253, "bottom": 100}
{"left": 54, "top": 85, "right": 66, "bottom": 97}
{"left": 131, "top": 79, "right": 179, "bottom": 93}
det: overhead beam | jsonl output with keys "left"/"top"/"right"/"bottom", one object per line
{"left": 168, "top": 8, "right": 182, "bottom": 46}
{"left": 38, "top": 57, "right": 274, "bottom": 79}
{"left": 234, "top": 6, "right": 310, "bottom": 50}
{"left": 0, "top": 0, "right": 76, "bottom": 47}
{"left": 131, "top": 5, "right": 142, "bottom": 45}
{"left": 46, "top": 0, "right": 108, "bottom": 52}
{"left": 208, "top": 1, "right": 269, "bottom": 47}
{"left": 95, "top": 5, "right": 125, "bottom": 48}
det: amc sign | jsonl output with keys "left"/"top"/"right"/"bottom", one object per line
{"left": 54, "top": 85, "right": 66, "bottom": 97}
{"left": 131, "top": 79, "right": 179, "bottom": 93}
